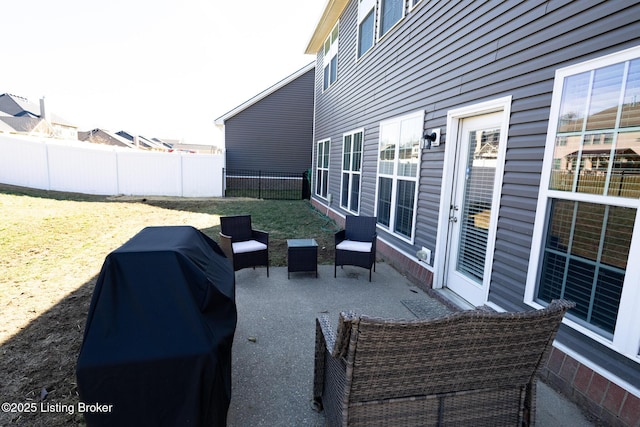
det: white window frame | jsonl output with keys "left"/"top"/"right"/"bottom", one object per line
{"left": 377, "top": 0, "right": 406, "bottom": 40}
{"left": 340, "top": 129, "right": 364, "bottom": 213}
{"left": 315, "top": 139, "right": 331, "bottom": 199}
{"left": 323, "top": 22, "right": 339, "bottom": 91}
{"left": 374, "top": 110, "right": 424, "bottom": 243}
{"left": 355, "top": 0, "right": 424, "bottom": 60}
{"left": 525, "top": 45, "right": 640, "bottom": 363}
{"left": 357, "top": 0, "right": 376, "bottom": 60}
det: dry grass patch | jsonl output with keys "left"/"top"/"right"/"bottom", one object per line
{"left": 0, "top": 184, "right": 337, "bottom": 426}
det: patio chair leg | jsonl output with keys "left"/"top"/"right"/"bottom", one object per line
{"left": 311, "top": 398, "right": 323, "bottom": 412}
{"left": 369, "top": 268, "right": 372, "bottom": 282}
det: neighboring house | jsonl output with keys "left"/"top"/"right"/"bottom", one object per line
{"left": 214, "top": 62, "right": 315, "bottom": 174}
{"left": 79, "top": 129, "right": 217, "bottom": 153}
{"left": 151, "top": 137, "right": 176, "bottom": 151}
{"left": 115, "top": 130, "right": 169, "bottom": 151}
{"left": 78, "top": 128, "right": 137, "bottom": 148}
{"left": 0, "top": 112, "right": 54, "bottom": 136}
{"left": 0, "top": 93, "right": 78, "bottom": 139}
{"left": 168, "top": 142, "right": 222, "bottom": 155}
{"left": 306, "top": 1, "right": 639, "bottom": 425}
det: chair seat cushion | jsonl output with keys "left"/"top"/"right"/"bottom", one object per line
{"left": 336, "top": 240, "right": 372, "bottom": 253}
{"left": 232, "top": 240, "right": 267, "bottom": 254}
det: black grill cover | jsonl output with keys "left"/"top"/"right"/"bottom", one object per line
{"left": 76, "top": 226, "right": 236, "bottom": 426}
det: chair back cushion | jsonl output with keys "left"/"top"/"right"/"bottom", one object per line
{"left": 344, "top": 216, "right": 377, "bottom": 242}
{"left": 343, "top": 300, "right": 573, "bottom": 403}
{"left": 220, "top": 215, "right": 252, "bottom": 242}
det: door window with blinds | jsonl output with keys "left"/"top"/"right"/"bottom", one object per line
{"left": 456, "top": 128, "right": 500, "bottom": 282}
{"left": 376, "top": 111, "right": 423, "bottom": 241}
{"left": 531, "top": 46, "right": 640, "bottom": 355}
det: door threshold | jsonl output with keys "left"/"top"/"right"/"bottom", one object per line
{"left": 433, "top": 288, "right": 476, "bottom": 310}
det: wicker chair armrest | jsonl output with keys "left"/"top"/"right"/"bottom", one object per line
{"left": 219, "top": 233, "right": 234, "bottom": 260}
{"left": 314, "top": 315, "right": 336, "bottom": 404}
{"left": 335, "top": 229, "right": 346, "bottom": 245}
{"left": 251, "top": 229, "right": 269, "bottom": 245}
{"left": 550, "top": 298, "right": 576, "bottom": 311}
{"left": 317, "top": 315, "right": 337, "bottom": 354}
{"left": 317, "top": 312, "right": 359, "bottom": 359}
{"left": 333, "top": 311, "right": 358, "bottom": 358}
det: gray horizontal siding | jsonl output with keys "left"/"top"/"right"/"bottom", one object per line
{"left": 225, "top": 68, "right": 314, "bottom": 173}
{"left": 313, "top": 0, "right": 640, "bottom": 260}
{"left": 310, "top": 0, "right": 640, "bottom": 384}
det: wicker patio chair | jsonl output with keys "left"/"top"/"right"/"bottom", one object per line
{"left": 219, "top": 215, "right": 269, "bottom": 277}
{"left": 313, "top": 299, "right": 574, "bottom": 426}
{"left": 334, "top": 215, "right": 377, "bottom": 281}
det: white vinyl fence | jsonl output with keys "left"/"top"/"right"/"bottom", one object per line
{"left": 0, "top": 134, "right": 224, "bottom": 197}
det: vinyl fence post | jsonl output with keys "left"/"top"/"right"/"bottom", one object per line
{"left": 222, "top": 168, "right": 226, "bottom": 197}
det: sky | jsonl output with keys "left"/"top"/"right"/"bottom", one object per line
{"left": 1, "top": 0, "right": 325, "bottom": 147}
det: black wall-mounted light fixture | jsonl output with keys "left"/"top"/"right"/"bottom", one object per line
{"left": 424, "top": 131, "right": 437, "bottom": 142}
{"left": 421, "top": 128, "right": 441, "bottom": 149}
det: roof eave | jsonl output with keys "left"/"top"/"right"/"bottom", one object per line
{"left": 304, "top": 0, "right": 349, "bottom": 55}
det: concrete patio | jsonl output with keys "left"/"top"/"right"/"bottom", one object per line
{"left": 226, "top": 262, "right": 594, "bottom": 426}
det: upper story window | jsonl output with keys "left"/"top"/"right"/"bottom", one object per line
{"left": 358, "top": 0, "right": 376, "bottom": 58}
{"left": 357, "top": 0, "right": 421, "bottom": 60}
{"left": 527, "top": 45, "right": 640, "bottom": 360}
{"left": 323, "top": 23, "right": 339, "bottom": 91}
{"left": 379, "top": 0, "right": 404, "bottom": 38}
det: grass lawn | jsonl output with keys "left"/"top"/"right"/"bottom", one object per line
{"left": 0, "top": 184, "right": 339, "bottom": 426}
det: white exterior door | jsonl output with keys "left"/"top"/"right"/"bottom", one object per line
{"left": 444, "top": 111, "right": 505, "bottom": 306}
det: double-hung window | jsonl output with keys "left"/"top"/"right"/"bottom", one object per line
{"left": 528, "top": 46, "right": 640, "bottom": 359}
{"left": 323, "top": 23, "right": 339, "bottom": 91}
{"left": 379, "top": 0, "right": 404, "bottom": 38}
{"left": 341, "top": 130, "right": 363, "bottom": 213}
{"left": 357, "top": 0, "right": 376, "bottom": 58}
{"left": 376, "top": 111, "right": 423, "bottom": 241}
{"left": 357, "top": 0, "right": 422, "bottom": 59}
{"left": 316, "top": 139, "right": 331, "bottom": 198}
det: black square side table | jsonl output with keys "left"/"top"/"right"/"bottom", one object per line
{"left": 287, "top": 239, "right": 318, "bottom": 278}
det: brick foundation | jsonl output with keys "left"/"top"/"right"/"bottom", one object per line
{"left": 540, "top": 347, "right": 640, "bottom": 427}
{"left": 375, "top": 238, "right": 433, "bottom": 291}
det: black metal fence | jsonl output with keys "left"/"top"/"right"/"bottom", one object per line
{"left": 224, "top": 169, "right": 311, "bottom": 200}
